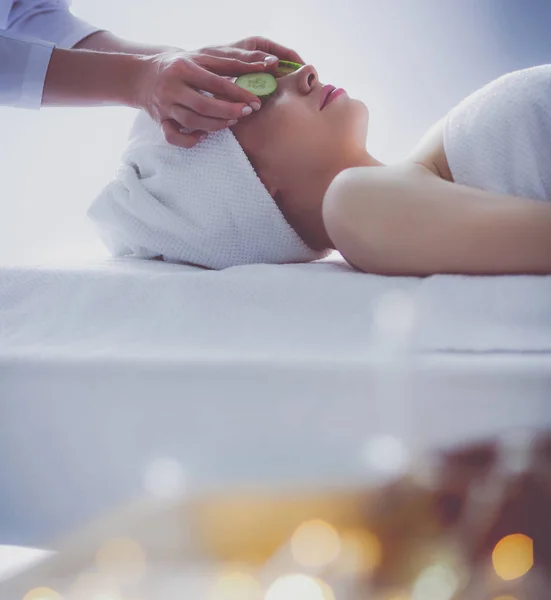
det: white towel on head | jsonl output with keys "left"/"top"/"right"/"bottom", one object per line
{"left": 88, "top": 110, "right": 330, "bottom": 270}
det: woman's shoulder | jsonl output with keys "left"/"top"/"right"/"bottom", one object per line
{"left": 404, "top": 118, "right": 454, "bottom": 182}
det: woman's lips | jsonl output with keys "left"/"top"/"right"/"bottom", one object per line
{"left": 323, "top": 88, "right": 346, "bottom": 108}
{"left": 320, "top": 85, "right": 336, "bottom": 109}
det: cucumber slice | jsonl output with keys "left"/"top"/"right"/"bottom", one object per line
{"left": 276, "top": 60, "right": 303, "bottom": 76}
{"left": 235, "top": 73, "right": 278, "bottom": 102}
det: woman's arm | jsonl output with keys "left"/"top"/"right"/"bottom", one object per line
{"left": 322, "top": 164, "right": 551, "bottom": 276}
{"left": 53, "top": 32, "right": 181, "bottom": 107}
{"left": 73, "top": 30, "right": 175, "bottom": 55}
{"left": 42, "top": 47, "right": 145, "bottom": 107}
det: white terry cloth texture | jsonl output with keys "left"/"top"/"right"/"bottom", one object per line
{"left": 0, "top": 256, "right": 550, "bottom": 358}
{"left": 87, "top": 105, "right": 330, "bottom": 270}
{"left": 444, "top": 63, "right": 551, "bottom": 201}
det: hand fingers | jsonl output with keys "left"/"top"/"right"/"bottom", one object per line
{"left": 194, "top": 52, "right": 272, "bottom": 80}
{"left": 161, "top": 119, "right": 204, "bottom": 148}
{"left": 197, "top": 51, "right": 284, "bottom": 82}
{"left": 232, "top": 36, "right": 305, "bottom": 64}
{"left": 173, "top": 82, "right": 256, "bottom": 121}
{"left": 256, "top": 39, "right": 305, "bottom": 64}
{"left": 170, "top": 103, "right": 235, "bottom": 133}
{"left": 198, "top": 46, "right": 272, "bottom": 64}
{"left": 182, "top": 61, "right": 264, "bottom": 114}
{"left": 199, "top": 46, "right": 286, "bottom": 70}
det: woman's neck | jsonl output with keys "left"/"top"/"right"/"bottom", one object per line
{"left": 348, "top": 147, "right": 386, "bottom": 169}
{"left": 275, "top": 149, "right": 386, "bottom": 251}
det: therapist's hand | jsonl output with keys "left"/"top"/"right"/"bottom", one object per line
{"left": 135, "top": 36, "right": 305, "bottom": 148}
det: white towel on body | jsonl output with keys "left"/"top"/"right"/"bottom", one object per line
{"left": 444, "top": 63, "right": 551, "bottom": 201}
{"left": 87, "top": 109, "right": 329, "bottom": 270}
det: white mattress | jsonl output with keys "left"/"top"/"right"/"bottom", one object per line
{"left": 1, "top": 256, "right": 550, "bottom": 546}
{"left": 2, "top": 255, "right": 551, "bottom": 359}
{"left": 0, "top": 546, "right": 51, "bottom": 583}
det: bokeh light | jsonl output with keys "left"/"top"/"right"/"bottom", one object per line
{"left": 290, "top": 520, "right": 341, "bottom": 568}
{"left": 22, "top": 588, "right": 62, "bottom": 600}
{"left": 492, "top": 534, "right": 533, "bottom": 581}
{"left": 66, "top": 570, "right": 122, "bottom": 600}
{"left": 209, "top": 571, "right": 263, "bottom": 600}
{"left": 497, "top": 430, "right": 534, "bottom": 475}
{"left": 411, "top": 563, "right": 459, "bottom": 600}
{"left": 265, "top": 574, "right": 334, "bottom": 600}
{"left": 363, "top": 435, "right": 409, "bottom": 477}
{"left": 143, "top": 457, "right": 185, "bottom": 498}
{"left": 333, "top": 529, "right": 382, "bottom": 575}
{"left": 95, "top": 537, "right": 147, "bottom": 585}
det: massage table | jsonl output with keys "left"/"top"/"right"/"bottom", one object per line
{"left": 0, "top": 254, "right": 550, "bottom": 551}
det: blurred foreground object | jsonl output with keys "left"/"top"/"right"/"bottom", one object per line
{"left": 1, "top": 429, "right": 549, "bottom": 599}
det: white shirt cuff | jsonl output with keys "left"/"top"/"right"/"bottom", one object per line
{"left": 22, "top": 39, "right": 54, "bottom": 109}
{"left": 0, "top": 32, "right": 54, "bottom": 109}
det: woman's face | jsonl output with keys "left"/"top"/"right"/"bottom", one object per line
{"left": 229, "top": 64, "right": 369, "bottom": 250}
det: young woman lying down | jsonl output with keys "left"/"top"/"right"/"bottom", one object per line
{"left": 89, "top": 62, "right": 551, "bottom": 274}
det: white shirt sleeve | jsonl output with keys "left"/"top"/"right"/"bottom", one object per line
{"left": 7, "top": 0, "right": 102, "bottom": 49}
{"left": 1, "top": 0, "right": 102, "bottom": 109}
{"left": 0, "top": 29, "right": 53, "bottom": 108}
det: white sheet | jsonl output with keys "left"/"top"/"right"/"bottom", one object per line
{"left": 1, "top": 255, "right": 550, "bottom": 359}
{"left": 1, "top": 255, "right": 550, "bottom": 548}
{"left": 0, "top": 546, "right": 51, "bottom": 582}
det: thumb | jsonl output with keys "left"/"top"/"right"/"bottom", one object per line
{"left": 161, "top": 119, "right": 206, "bottom": 149}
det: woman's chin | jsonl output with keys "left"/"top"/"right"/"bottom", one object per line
{"left": 335, "top": 97, "right": 369, "bottom": 146}
{"left": 353, "top": 97, "right": 370, "bottom": 120}
{"left": 336, "top": 96, "right": 369, "bottom": 120}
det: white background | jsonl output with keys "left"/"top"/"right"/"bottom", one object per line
{"left": 0, "top": 0, "right": 505, "bottom": 264}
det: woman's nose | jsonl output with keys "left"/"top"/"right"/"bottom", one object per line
{"left": 297, "top": 64, "right": 319, "bottom": 94}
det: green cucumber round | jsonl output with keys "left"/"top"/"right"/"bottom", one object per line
{"left": 235, "top": 72, "right": 278, "bottom": 102}
{"left": 235, "top": 62, "right": 303, "bottom": 104}
{"left": 276, "top": 60, "right": 303, "bottom": 75}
